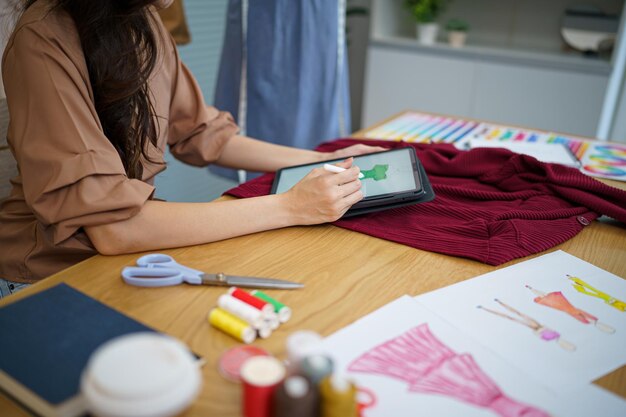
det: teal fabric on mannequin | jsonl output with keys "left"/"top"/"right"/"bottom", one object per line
{"left": 213, "top": 0, "right": 351, "bottom": 180}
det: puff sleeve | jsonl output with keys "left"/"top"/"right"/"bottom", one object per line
{"left": 166, "top": 34, "right": 239, "bottom": 167}
{"left": 3, "top": 24, "right": 154, "bottom": 244}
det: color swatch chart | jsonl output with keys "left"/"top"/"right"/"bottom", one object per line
{"left": 364, "top": 112, "right": 626, "bottom": 181}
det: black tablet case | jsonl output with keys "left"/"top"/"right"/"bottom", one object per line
{"left": 343, "top": 160, "right": 435, "bottom": 217}
{"left": 271, "top": 152, "right": 435, "bottom": 217}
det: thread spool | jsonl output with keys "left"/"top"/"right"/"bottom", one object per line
{"left": 217, "top": 294, "right": 265, "bottom": 329}
{"left": 251, "top": 290, "right": 292, "bottom": 323}
{"left": 300, "top": 354, "right": 334, "bottom": 385}
{"left": 264, "top": 312, "right": 280, "bottom": 331}
{"left": 286, "top": 331, "right": 322, "bottom": 372}
{"left": 319, "top": 374, "right": 358, "bottom": 417}
{"left": 229, "top": 287, "right": 274, "bottom": 316}
{"left": 241, "top": 356, "right": 285, "bottom": 417}
{"left": 208, "top": 308, "right": 256, "bottom": 344}
{"left": 272, "top": 375, "right": 318, "bottom": 417}
{"left": 258, "top": 324, "right": 272, "bottom": 339}
{"left": 218, "top": 345, "right": 270, "bottom": 382}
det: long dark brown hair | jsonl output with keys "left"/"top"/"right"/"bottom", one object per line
{"left": 23, "top": 0, "right": 160, "bottom": 179}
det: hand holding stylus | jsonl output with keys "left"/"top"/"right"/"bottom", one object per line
{"left": 324, "top": 163, "right": 365, "bottom": 179}
{"left": 285, "top": 158, "right": 363, "bottom": 224}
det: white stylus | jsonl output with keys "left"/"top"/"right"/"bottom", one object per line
{"left": 323, "top": 163, "right": 364, "bottom": 179}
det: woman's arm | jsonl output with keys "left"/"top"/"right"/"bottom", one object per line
{"left": 215, "top": 135, "right": 386, "bottom": 171}
{"left": 85, "top": 159, "right": 363, "bottom": 255}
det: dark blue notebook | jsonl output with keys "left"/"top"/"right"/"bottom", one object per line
{"left": 0, "top": 283, "right": 156, "bottom": 417}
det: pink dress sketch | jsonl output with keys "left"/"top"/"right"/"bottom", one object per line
{"left": 526, "top": 285, "right": 615, "bottom": 334}
{"left": 478, "top": 299, "right": 576, "bottom": 351}
{"left": 348, "top": 324, "right": 548, "bottom": 417}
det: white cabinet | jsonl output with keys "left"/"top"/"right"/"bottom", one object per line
{"left": 473, "top": 61, "right": 608, "bottom": 137}
{"left": 364, "top": 0, "right": 623, "bottom": 138}
{"left": 364, "top": 46, "right": 474, "bottom": 120}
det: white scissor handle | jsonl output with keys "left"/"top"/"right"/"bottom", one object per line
{"left": 121, "top": 267, "right": 184, "bottom": 287}
{"left": 136, "top": 254, "right": 204, "bottom": 284}
{"left": 136, "top": 253, "right": 177, "bottom": 267}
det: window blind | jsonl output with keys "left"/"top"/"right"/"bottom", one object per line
{"left": 177, "top": 0, "right": 229, "bottom": 104}
{"left": 155, "top": 0, "right": 237, "bottom": 202}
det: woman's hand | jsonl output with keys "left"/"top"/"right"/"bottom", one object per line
{"left": 322, "top": 143, "right": 387, "bottom": 161}
{"left": 284, "top": 158, "right": 363, "bottom": 224}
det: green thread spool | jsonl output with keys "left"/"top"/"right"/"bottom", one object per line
{"left": 251, "top": 290, "right": 292, "bottom": 323}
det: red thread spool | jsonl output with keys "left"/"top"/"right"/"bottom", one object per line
{"left": 229, "top": 287, "right": 274, "bottom": 315}
{"left": 240, "top": 356, "right": 285, "bottom": 417}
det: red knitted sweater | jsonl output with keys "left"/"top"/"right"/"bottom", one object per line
{"left": 225, "top": 139, "right": 626, "bottom": 265}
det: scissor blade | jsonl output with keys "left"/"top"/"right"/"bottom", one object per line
{"left": 226, "top": 275, "right": 304, "bottom": 290}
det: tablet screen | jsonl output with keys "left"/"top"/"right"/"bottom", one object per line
{"left": 273, "top": 148, "right": 421, "bottom": 199}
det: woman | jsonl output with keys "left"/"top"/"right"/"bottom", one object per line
{"left": 0, "top": 0, "right": 382, "bottom": 291}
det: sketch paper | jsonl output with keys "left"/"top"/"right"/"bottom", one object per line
{"left": 465, "top": 139, "right": 580, "bottom": 168}
{"left": 318, "top": 296, "right": 626, "bottom": 417}
{"left": 577, "top": 142, "right": 626, "bottom": 181}
{"left": 416, "top": 250, "right": 626, "bottom": 390}
{"left": 364, "top": 112, "right": 626, "bottom": 182}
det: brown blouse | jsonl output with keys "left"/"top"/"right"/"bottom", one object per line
{"left": 0, "top": 2, "right": 238, "bottom": 282}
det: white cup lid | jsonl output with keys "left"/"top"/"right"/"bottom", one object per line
{"left": 81, "top": 332, "right": 201, "bottom": 417}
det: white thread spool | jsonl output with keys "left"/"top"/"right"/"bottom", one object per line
{"left": 257, "top": 324, "right": 272, "bottom": 339}
{"left": 217, "top": 294, "right": 265, "bottom": 329}
{"left": 276, "top": 306, "right": 292, "bottom": 323}
{"left": 264, "top": 312, "right": 280, "bottom": 330}
{"left": 286, "top": 331, "right": 322, "bottom": 372}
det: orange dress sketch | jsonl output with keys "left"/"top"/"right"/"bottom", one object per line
{"left": 526, "top": 285, "right": 615, "bottom": 334}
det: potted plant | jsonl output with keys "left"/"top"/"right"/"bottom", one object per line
{"left": 405, "top": 0, "right": 446, "bottom": 45}
{"left": 446, "top": 18, "right": 469, "bottom": 47}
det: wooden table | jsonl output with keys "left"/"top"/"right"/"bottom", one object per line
{"left": 2, "top": 114, "right": 626, "bottom": 416}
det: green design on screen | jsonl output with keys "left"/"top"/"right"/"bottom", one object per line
{"left": 361, "top": 164, "right": 389, "bottom": 181}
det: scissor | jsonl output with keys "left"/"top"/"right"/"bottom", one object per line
{"left": 121, "top": 253, "right": 304, "bottom": 290}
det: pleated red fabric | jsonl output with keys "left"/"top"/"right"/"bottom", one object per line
{"left": 225, "top": 139, "right": 626, "bottom": 265}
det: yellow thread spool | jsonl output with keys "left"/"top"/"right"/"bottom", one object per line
{"left": 319, "top": 375, "right": 358, "bottom": 417}
{"left": 208, "top": 308, "right": 256, "bottom": 344}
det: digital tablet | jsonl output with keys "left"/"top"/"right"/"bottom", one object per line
{"left": 271, "top": 147, "right": 435, "bottom": 216}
